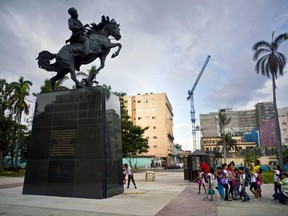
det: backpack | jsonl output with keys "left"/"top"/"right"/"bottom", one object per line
{"left": 244, "top": 168, "right": 251, "bottom": 187}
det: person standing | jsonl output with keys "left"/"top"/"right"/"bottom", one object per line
{"left": 196, "top": 168, "right": 207, "bottom": 194}
{"left": 215, "top": 166, "right": 225, "bottom": 202}
{"left": 273, "top": 165, "right": 282, "bottom": 198}
{"left": 239, "top": 167, "right": 251, "bottom": 202}
{"left": 124, "top": 163, "right": 137, "bottom": 189}
{"left": 222, "top": 163, "right": 231, "bottom": 201}
{"left": 250, "top": 169, "right": 259, "bottom": 200}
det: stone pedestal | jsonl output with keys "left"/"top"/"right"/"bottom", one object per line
{"left": 23, "top": 87, "right": 123, "bottom": 199}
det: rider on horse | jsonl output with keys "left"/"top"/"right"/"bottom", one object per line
{"left": 65, "top": 7, "right": 90, "bottom": 56}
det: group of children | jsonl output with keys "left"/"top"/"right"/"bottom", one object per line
{"left": 196, "top": 160, "right": 265, "bottom": 203}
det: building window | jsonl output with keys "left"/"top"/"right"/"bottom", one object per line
{"left": 145, "top": 100, "right": 149, "bottom": 103}
{"left": 137, "top": 100, "right": 141, "bottom": 103}
{"left": 153, "top": 145, "right": 157, "bottom": 148}
{"left": 145, "top": 116, "right": 149, "bottom": 120}
{"left": 138, "top": 117, "right": 142, "bottom": 120}
{"left": 153, "top": 136, "right": 157, "bottom": 139}
{"left": 152, "top": 116, "right": 156, "bottom": 120}
{"left": 206, "top": 148, "right": 209, "bottom": 151}
{"left": 153, "top": 126, "right": 156, "bottom": 129}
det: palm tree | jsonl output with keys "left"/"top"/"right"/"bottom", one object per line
{"left": 218, "top": 133, "right": 237, "bottom": 154}
{"left": 7, "top": 76, "right": 32, "bottom": 167}
{"left": 252, "top": 32, "right": 288, "bottom": 169}
{"left": 76, "top": 65, "right": 98, "bottom": 85}
{"left": 40, "top": 77, "right": 69, "bottom": 93}
{"left": 218, "top": 112, "right": 231, "bottom": 163}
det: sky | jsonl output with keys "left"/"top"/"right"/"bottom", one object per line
{"left": 1, "top": 0, "right": 288, "bottom": 151}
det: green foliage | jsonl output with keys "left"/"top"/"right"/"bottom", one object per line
{"left": 217, "top": 133, "right": 237, "bottom": 152}
{"left": 38, "top": 77, "right": 69, "bottom": 93}
{"left": 274, "top": 145, "right": 288, "bottom": 164}
{"left": 243, "top": 150, "right": 259, "bottom": 164}
{"left": 114, "top": 92, "right": 149, "bottom": 157}
{"left": 0, "top": 169, "right": 25, "bottom": 176}
{"left": 0, "top": 79, "right": 19, "bottom": 153}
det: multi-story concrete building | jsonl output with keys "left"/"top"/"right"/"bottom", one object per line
{"left": 124, "top": 93, "right": 174, "bottom": 166}
{"left": 277, "top": 107, "right": 288, "bottom": 146}
{"left": 255, "top": 102, "right": 274, "bottom": 128}
{"left": 200, "top": 108, "right": 257, "bottom": 137}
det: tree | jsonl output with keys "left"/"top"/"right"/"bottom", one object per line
{"left": 114, "top": 92, "right": 149, "bottom": 166}
{"left": 243, "top": 150, "right": 259, "bottom": 165}
{"left": 275, "top": 145, "right": 288, "bottom": 164}
{"left": 0, "top": 79, "right": 18, "bottom": 171}
{"left": 218, "top": 111, "right": 231, "bottom": 163}
{"left": 252, "top": 32, "right": 288, "bottom": 169}
{"left": 217, "top": 133, "right": 237, "bottom": 154}
{"left": 7, "top": 76, "right": 32, "bottom": 167}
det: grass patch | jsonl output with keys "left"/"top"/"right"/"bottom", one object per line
{"left": 0, "top": 169, "right": 25, "bottom": 177}
{"left": 262, "top": 171, "right": 274, "bottom": 184}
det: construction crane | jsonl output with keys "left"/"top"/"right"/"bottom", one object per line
{"left": 187, "top": 55, "right": 211, "bottom": 152}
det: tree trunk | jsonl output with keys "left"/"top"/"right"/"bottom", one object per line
{"left": 223, "top": 140, "right": 227, "bottom": 164}
{"left": 14, "top": 110, "right": 22, "bottom": 169}
{"left": 272, "top": 74, "right": 284, "bottom": 169}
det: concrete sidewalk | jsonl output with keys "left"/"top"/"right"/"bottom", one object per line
{"left": 0, "top": 170, "right": 286, "bottom": 216}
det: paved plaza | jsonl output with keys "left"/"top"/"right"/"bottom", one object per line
{"left": 0, "top": 170, "right": 286, "bottom": 216}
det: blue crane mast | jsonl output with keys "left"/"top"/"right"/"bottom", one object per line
{"left": 187, "top": 55, "right": 211, "bottom": 152}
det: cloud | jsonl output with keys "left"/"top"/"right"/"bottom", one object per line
{"left": 1, "top": 0, "right": 288, "bottom": 150}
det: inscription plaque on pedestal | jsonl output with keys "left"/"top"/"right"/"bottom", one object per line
{"left": 23, "top": 87, "right": 123, "bottom": 199}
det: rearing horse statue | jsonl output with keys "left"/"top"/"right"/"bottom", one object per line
{"left": 36, "top": 16, "right": 122, "bottom": 90}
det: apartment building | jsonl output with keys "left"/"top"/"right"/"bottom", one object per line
{"left": 123, "top": 93, "right": 174, "bottom": 166}
{"left": 200, "top": 108, "right": 257, "bottom": 137}
{"left": 279, "top": 107, "right": 288, "bottom": 146}
{"left": 255, "top": 102, "right": 274, "bottom": 128}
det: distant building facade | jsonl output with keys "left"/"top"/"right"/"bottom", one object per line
{"left": 278, "top": 107, "right": 288, "bottom": 146}
{"left": 199, "top": 102, "right": 288, "bottom": 151}
{"left": 200, "top": 108, "right": 257, "bottom": 137}
{"left": 255, "top": 102, "right": 274, "bottom": 128}
{"left": 201, "top": 136, "right": 256, "bottom": 153}
{"left": 243, "top": 128, "right": 260, "bottom": 147}
{"left": 124, "top": 93, "right": 175, "bottom": 166}
{"left": 260, "top": 118, "right": 276, "bottom": 147}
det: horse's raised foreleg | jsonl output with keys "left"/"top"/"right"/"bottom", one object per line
{"left": 110, "top": 43, "right": 122, "bottom": 58}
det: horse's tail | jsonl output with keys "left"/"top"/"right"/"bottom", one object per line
{"left": 36, "top": 50, "right": 57, "bottom": 71}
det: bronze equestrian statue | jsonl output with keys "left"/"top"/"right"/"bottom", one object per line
{"left": 36, "top": 8, "right": 122, "bottom": 90}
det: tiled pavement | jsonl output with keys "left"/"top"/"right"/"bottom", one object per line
{"left": 0, "top": 170, "right": 287, "bottom": 216}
